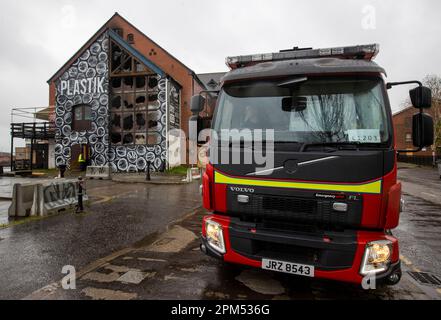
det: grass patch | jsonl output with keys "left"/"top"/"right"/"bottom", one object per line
{"left": 31, "top": 169, "right": 59, "bottom": 178}
{"left": 165, "top": 166, "right": 189, "bottom": 176}
{"left": 0, "top": 216, "right": 49, "bottom": 229}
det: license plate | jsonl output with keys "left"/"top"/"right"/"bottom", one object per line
{"left": 262, "top": 259, "right": 315, "bottom": 277}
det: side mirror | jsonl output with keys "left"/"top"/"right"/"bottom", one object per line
{"left": 412, "top": 113, "right": 434, "bottom": 148}
{"left": 189, "top": 115, "right": 212, "bottom": 145}
{"left": 410, "top": 86, "right": 432, "bottom": 109}
{"left": 191, "top": 95, "right": 206, "bottom": 114}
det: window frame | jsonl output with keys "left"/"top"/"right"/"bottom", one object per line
{"left": 109, "top": 40, "right": 162, "bottom": 147}
{"left": 72, "top": 104, "right": 92, "bottom": 132}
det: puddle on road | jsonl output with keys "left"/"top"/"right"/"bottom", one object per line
{"left": 146, "top": 226, "right": 197, "bottom": 253}
{"left": 236, "top": 270, "right": 285, "bottom": 296}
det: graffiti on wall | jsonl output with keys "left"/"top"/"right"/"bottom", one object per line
{"left": 168, "top": 81, "right": 180, "bottom": 130}
{"left": 54, "top": 32, "right": 110, "bottom": 168}
{"left": 43, "top": 181, "right": 77, "bottom": 205}
{"left": 54, "top": 30, "right": 180, "bottom": 173}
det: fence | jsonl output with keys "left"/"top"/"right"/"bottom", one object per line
{"left": 397, "top": 154, "right": 439, "bottom": 167}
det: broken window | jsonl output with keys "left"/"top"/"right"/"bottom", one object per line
{"left": 136, "top": 112, "right": 147, "bottom": 131}
{"left": 112, "top": 78, "right": 122, "bottom": 92}
{"left": 135, "top": 133, "right": 147, "bottom": 145}
{"left": 123, "top": 133, "right": 134, "bottom": 144}
{"left": 147, "top": 133, "right": 161, "bottom": 145}
{"left": 111, "top": 132, "right": 122, "bottom": 144}
{"left": 110, "top": 40, "right": 162, "bottom": 146}
{"left": 111, "top": 113, "right": 122, "bottom": 131}
{"left": 123, "top": 114, "right": 134, "bottom": 131}
{"left": 112, "top": 96, "right": 122, "bottom": 110}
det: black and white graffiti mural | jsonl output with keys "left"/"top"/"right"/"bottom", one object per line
{"left": 168, "top": 80, "right": 181, "bottom": 131}
{"left": 54, "top": 29, "right": 180, "bottom": 173}
{"left": 55, "top": 32, "right": 110, "bottom": 168}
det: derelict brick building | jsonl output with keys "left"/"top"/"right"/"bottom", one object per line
{"left": 47, "top": 13, "right": 207, "bottom": 172}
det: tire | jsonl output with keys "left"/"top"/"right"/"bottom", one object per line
{"left": 383, "top": 268, "right": 402, "bottom": 286}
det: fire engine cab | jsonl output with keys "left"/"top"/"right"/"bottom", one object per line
{"left": 191, "top": 44, "right": 434, "bottom": 286}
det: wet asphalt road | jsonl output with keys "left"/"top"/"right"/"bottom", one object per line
{"left": 24, "top": 166, "right": 441, "bottom": 300}
{"left": 2, "top": 166, "right": 441, "bottom": 300}
{"left": 0, "top": 180, "right": 201, "bottom": 300}
{"left": 27, "top": 194, "right": 441, "bottom": 300}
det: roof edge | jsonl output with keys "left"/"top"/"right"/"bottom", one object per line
{"left": 108, "top": 29, "right": 165, "bottom": 77}
{"left": 392, "top": 105, "right": 414, "bottom": 117}
{"left": 112, "top": 13, "right": 206, "bottom": 90}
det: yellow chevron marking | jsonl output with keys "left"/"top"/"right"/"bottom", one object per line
{"left": 215, "top": 171, "right": 382, "bottom": 194}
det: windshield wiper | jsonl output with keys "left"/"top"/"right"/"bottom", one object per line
{"left": 300, "top": 142, "right": 363, "bottom": 152}
{"left": 277, "top": 77, "right": 308, "bottom": 87}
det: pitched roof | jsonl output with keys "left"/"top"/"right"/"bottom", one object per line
{"left": 108, "top": 29, "right": 165, "bottom": 77}
{"left": 197, "top": 72, "right": 227, "bottom": 91}
{"left": 392, "top": 105, "right": 413, "bottom": 117}
{"left": 48, "top": 12, "right": 205, "bottom": 89}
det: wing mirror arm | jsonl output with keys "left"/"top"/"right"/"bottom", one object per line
{"left": 387, "top": 81, "right": 434, "bottom": 154}
{"left": 387, "top": 80, "right": 422, "bottom": 90}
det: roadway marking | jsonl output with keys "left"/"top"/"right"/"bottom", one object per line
{"left": 90, "top": 195, "right": 114, "bottom": 205}
{"left": 401, "top": 254, "right": 441, "bottom": 298}
{"left": 400, "top": 255, "right": 421, "bottom": 272}
{"left": 400, "top": 255, "right": 412, "bottom": 266}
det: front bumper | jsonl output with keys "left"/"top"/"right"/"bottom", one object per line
{"left": 202, "top": 215, "right": 401, "bottom": 285}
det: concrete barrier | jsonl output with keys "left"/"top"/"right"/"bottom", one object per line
{"left": 8, "top": 183, "right": 37, "bottom": 217}
{"left": 31, "top": 180, "right": 89, "bottom": 216}
{"left": 86, "top": 166, "right": 111, "bottom": 180}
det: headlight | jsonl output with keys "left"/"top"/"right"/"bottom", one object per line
{"left": 206, "top": 219, "right": 226, "bottom": 254}
{"left": 360, "top": 240, "right": 393, "bottom": 275}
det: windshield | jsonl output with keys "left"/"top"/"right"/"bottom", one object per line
{"left": 213, "top": 77, "right": 391, "bottom": 145}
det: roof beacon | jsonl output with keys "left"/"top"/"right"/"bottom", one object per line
{"left": 226, "top": 44, "right": 380, "bottom": 70}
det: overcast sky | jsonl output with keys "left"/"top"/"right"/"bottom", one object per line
{"left": 1, "top": 0, "right": 440, "bottom": 152}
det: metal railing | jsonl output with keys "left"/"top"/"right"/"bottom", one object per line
{"left": 11, "top": 122, "right": 55, "bottom": 140}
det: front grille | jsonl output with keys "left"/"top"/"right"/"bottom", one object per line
{"left": 262, "top": 195, "right": 316, "bottom": 214}
{"left": 230, "top": 194, "right": 348, "bottom": 226}
{"left": 228, "top": 186, "right": 363, "bottom": 228}
{"left": 229, "top": 219, "right": 357, "bottom": 270}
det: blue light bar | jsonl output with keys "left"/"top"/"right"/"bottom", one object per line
{"left": 226, "top": 44, "right": 380, "bottom": 70}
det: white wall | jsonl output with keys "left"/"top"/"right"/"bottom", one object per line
{"left": 48, "top": 140, "right": 56, "bottom": 169}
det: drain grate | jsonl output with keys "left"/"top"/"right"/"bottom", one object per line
{"left": 408, "top": 271, "right": 441, "bottom": 286}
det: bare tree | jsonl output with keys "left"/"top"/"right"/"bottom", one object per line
{"left": 299, "top": 95, "right": 347, "bottom": 142}
{"left": 423, "top": 75, "right": 441, "bottom": 155}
